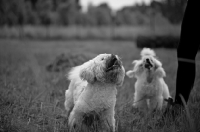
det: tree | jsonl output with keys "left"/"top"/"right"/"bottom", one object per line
{"left": 24, "top": 1, "right": 39, "bottom": 25}
{"left": 0, "top": 0, "right": 27, "bottom": 26}
{"left": 87, "top": 3, "right": 113, "bottom": 26}
{"left": 57, "top": 0, "right": 82, "bottom": 25}
{"left": 115, "top": 6, "right": 148, "bottom": 26}
{"left": 35, "top": 0, "right": 52, "bottom": 25}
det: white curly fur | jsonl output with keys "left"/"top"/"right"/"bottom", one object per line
{"left": 64, "top": 54, "right": 125, "bottom": 132}
{"left": 140, "top": 48, "right": 156, "bottom": 57}
{"left": 126, "top": 48, "right": 171, "bottom": 112}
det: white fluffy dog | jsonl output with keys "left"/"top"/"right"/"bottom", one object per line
{"left": 126, "top": 48, "right": 170, "bottom": 112}
{"left": 64, "top": 54, "right": 125, "bottom": 131}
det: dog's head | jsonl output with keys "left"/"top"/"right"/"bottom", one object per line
{"left": 126, "top": 48, "right": 166, "bottom": 78}
{"left": 141, "top": 48, "right": 160, "bottom": 71}
{"left": 78, "top": 54, "right": 125, "bottom": 85}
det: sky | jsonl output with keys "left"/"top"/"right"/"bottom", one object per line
{"left": 80, "top": 0, "right": 156, "bottom": 12}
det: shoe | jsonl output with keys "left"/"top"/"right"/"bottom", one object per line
{"left": 162, "top": 97, "right": 184, "bottom": 120}
{"left": 155, "top": 98, "right": 184, "bottom": 128}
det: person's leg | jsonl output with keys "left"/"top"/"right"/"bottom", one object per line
{"left": 175, "top": 60, "right": 196, "bottom": 106}
{"left": 175, "top": 0, "right": 200, "bottom": 106}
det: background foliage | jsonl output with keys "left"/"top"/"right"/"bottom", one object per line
{"left": 0, "top": 0, "right": 187, "bottom": 26}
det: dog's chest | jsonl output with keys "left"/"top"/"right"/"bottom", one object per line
{"left": 142, "top": 82, "right": 158, "bottom": 97}
{"left": 86, "top": 88, "right": 117, "bottom": 111}
{"left": 145, "top": 70, "right": 153, "bottom": 83}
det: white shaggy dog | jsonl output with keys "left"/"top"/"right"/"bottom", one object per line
{"left": 64, "top": 54, "right": 125, "bottom": 132}
{"left": 126, "top": 48, "right": 171, "bottom": 112}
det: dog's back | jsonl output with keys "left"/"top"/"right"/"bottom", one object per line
{"left": 64, "top": 66, "right": 87, "bottom": 117}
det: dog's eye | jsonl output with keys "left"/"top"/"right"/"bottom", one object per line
{"left": 101, "top": 57, "right": 104, "bottom": 61}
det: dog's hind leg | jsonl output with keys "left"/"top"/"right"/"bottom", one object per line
{"left": 68, "top": 107, "right": 87, "bottom": 132}
{"left": 64, "top": 90, "right": 74, "bottom": 118}
{"left": 149, "top": 96, "right": 163, "bottom": 111}
{"left": 162, "top": 83, "right": 171, "bottom": 106}
{"left": 64, "top": 82, "right": 75, "bottom": 118}
{"left": 133, "top": 93, "right": 148, "bottom": 112}
{"left": 102, "top": 107, "right": 116, "bottom": 132}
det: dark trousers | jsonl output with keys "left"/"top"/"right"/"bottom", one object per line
{"left": 175, "top": 0, "right": 200, "bottom": 105}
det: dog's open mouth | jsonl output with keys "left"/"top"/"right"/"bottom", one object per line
{"left": 144, "top": 58, "right": 153, "bottom": 69}
{"left": 106, "top": 55, "right": 120, "bottom": 72}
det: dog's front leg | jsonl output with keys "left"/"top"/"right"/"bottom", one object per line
{"left": 102, "top": 108, "right": 116, "bottom": 132}
{"left": 68, "top": 109, "right": 84, "bottom": 132}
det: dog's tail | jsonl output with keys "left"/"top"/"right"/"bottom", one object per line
{"left": 141, "top": 48, "right": 156, "bottom": 57}
{"left": 67, "top": 65, "right": 82, "bottom": 81}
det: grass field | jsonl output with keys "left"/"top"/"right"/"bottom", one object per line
{"left": 0, "top": 39, "right": 200, "bottom": 132}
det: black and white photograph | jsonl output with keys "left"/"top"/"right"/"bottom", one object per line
{"left": 0, "top": 0, "right": 200, "bottom": 131}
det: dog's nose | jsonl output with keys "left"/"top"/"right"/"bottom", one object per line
{"left": 111, "top": 54, "right": 116, "bottom": 58}
{"left": 111, "top": 54, "right": 116, "bottom": 59}
{"left": 146, "top": 58, "right": 150, "bottom": 63}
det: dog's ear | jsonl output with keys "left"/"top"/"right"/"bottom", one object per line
{"left": 116, "top": 66, "right": 125, "bottom": 86}
{"left": 116, "top": 79, "right": 124, "bottom": 87}
{"left": 80, "top": 60, "right": 96, "bottom": 83}
{"left": 94, "top": 65, "right": 105, "bottom": 82}
{"left": 132, "top": 60, "right": 138, "bottom": 65}
{"left": 132, "top": 60, "right": 142, "bottom": 74}
{"left": 155, "top": 67, "right": 166, "bottom": 78}
{"left": 132, "top": 60, "right": 139, "bottom": 73}
{"left": 126, "top": 60, "right": 141, "bottom": 78}
{"left": 126, "top": 70, "right": 135, "bottom": 78}
{"left": 154, "top": 58, "right": 162, "bottom": 69}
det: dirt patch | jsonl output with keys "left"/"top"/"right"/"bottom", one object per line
{"left": 46, "top": 53, "right": 92, "bottom": 72}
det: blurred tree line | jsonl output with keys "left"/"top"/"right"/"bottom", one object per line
{"left": 0, "top": 0, "right": 187, "bottom": 26}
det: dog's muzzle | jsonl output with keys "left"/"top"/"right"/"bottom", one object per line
{"left": 144, "top": 58, "right": 153, "bottom": 69}
{"left": 106, "top": 54, "right": 121, "bottom": 72}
